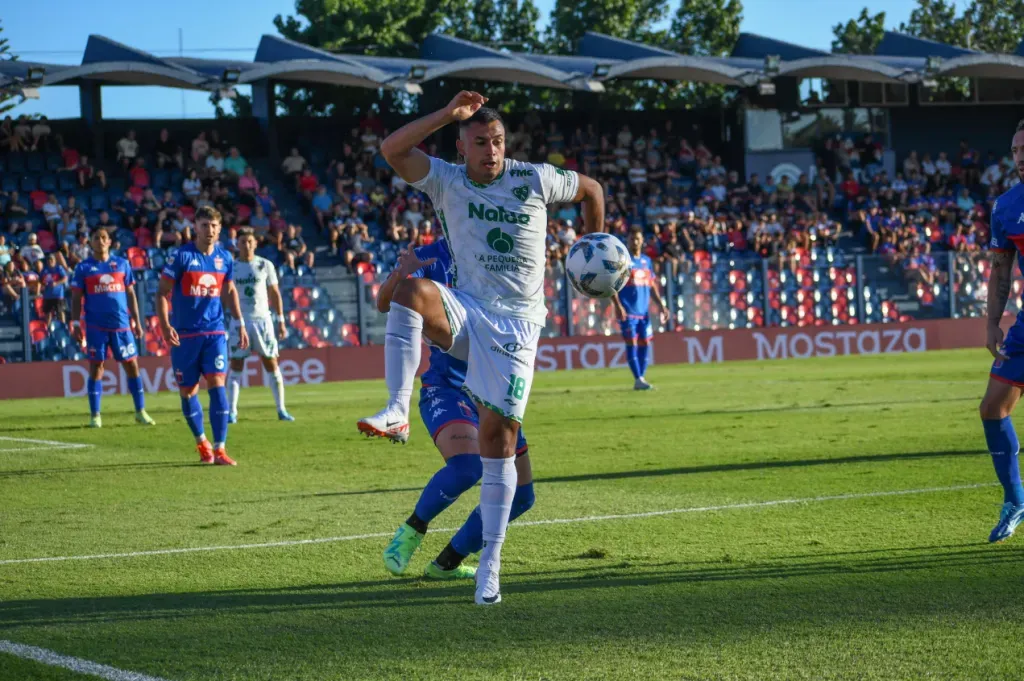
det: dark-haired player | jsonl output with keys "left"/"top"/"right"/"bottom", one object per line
{"left": 359, "top": 91, "right": 605, "bottom": 604}
{"left": 980, "top": 118, "right": 1024, "bottom": 542}
{"left": 70, "top": 227, "right": 155, "bottom": 428}
{"left": 157, "top": 206, "right": 247, "bottom": 466}
{"left": 375, "top": 237, "right": 536, "bottom": 580}
{"left": 612, "top": 227, "right": 669, "bottom": 390}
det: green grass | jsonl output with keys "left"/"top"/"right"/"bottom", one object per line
{"left": 0, "top": 349, "right": 1017, "bottom": 680}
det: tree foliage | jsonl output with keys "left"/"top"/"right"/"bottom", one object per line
{"left": 0, "top": 20, "right": 20, "bottom": 117}
{"left": 218, "top": 0, "right": 746, "bottom": 117}
{"left": 831, "top": 8, "right": 886, "bottom": 55}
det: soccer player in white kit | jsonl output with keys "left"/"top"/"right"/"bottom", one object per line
{"left": 358, "top": 91, "right": 605, "bottom": 604}
{"left": 226, "top": 228, "right": 295, "bottom": 423}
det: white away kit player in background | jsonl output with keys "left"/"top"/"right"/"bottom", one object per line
{"left": 358, "top": 91, "right": 605, "bottom": 604}
{"left": 226, "top": 228, "right": 295, "bottom": 423}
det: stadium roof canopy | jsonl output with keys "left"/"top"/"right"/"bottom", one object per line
{"left": 9, "top": 30, "right": 1024, "bottom": 100}
{"left": 419, "top": 34, "right": 605, "bottom": 91}
{"left": 875, "top": 30, "right": 1024, "bottom": 80}
{"left": 577, "top": 32, "right": 761, "bottom": 86}
{"left": 732, "top": 33, "right": 923, "bottom": 83}
{"left": 249, "top": 35, "right": 426, "bottom": 93}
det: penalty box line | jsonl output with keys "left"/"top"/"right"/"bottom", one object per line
{"left": 0, "top": 639, "right": 171, "bottom": 681}
{"left": 0, "top": 436, "right": 93, "bottom": 454}
{"left": 0, "top": 482, "right": 996, "bottom": 567}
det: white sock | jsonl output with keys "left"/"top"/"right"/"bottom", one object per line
{"left": 270, "top": 369, "right": 286, "bottom": 413}
{"left": 478, "top": 457, "right": 517, "bottom": 581}
{"left": 384, "top": 303, "right": 422, "bottom": 418}
{"left": 227, "top": 371, "right": 241, "bottom": 415}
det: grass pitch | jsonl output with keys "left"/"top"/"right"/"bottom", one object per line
{"left": 0, "top": 349, "right": 1018, "bottom": 680}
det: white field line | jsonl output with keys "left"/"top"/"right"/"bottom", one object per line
{"left": 0, "top": 436, "right": 92, "bottom": 454}
{"left": 0, "top": 483, "right": 995, "bottom": 567}
{"left": 0, "top": 640, "right": 172, "bottom": 681}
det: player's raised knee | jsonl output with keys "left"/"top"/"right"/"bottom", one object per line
{"left": 392, "top": 277, "right": 437, "bottom": 313}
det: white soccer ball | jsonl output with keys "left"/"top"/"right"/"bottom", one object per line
{"left": 566, "top": 233, "right": 632, "bottom": 299}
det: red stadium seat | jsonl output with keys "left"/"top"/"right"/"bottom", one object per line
{"left": 36, "top": 230, "right": 56, "bottom": 252}
{"left": 127, "top": 247, "right": 148, "bottom": 270}
{"left": 34, "top": 297, "right": 45, "bottom": 318}
{"left": 29, "top": 320, "right": 47, "bottom": 343}
{"left": 236, "top": 205, "right": 252, "bottom": 221}
{"left": 30, "top": 191, "right": 48, "bottom": 211}
{"left": 136, "top": 228, "right": 154, "bottom": 249}
{"left": 179, "top": 205, "right": 195, "bottom": 220}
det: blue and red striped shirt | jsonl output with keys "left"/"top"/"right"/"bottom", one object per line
{"left": 160, "top": 243, "right": 234, "bottom": 336}
{"left": 71, "top": 256, "right": 135, "bottom": 331}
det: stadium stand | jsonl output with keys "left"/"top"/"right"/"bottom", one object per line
{"left": 0, "top": 113, "right": 1017, "bottom": 360}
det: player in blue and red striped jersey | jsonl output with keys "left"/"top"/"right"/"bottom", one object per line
{"left": 157, "top": 206, "right": 248, "bottom": 466}
{"left": 70, "top": 227, "right": 155, "bottom": 428}
{"left": 980, "top": 119, "right": 1024, "bottom": 542}
{"left": 613, "top": 227, "right": 669, "bottom": 390}
{"left": 372, "top": 238, "right": 535, "bottom": 580}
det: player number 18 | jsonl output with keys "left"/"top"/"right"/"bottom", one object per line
{"left": 507, "top": 374, "right": 527, "bottom": 400}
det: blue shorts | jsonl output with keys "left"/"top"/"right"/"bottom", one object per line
{"left": 86, "top": 327, "right": 137, "bottom": 363}
{"left": 419, "top": 384, "right": 528, "bottom": 455}
{"left": 620, "top": 315, "right": 653, "bottom": 343}
{"left": 171, "top": 333, "right": 228, "bottom": 388}
{"left": 992, "top": 326, "right": 1024, "bottom": 387}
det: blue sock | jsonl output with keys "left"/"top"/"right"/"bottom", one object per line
{"left": 86, "top": 378, "right": 102, "bottom": 415}
{"left": 127, "top": 376, "right": 145, "bottom": 412}
{"left": 451, "top": 482, "right": 535, "bottom": 556}
{"left": 625, "top": 343, "right": 641, "bottom": 379}
{"left": 637, "top": 343, "right": 650, "bottom": 377}
{"left": 209, "top": 387, "right": 229, "bottom": 446}
{"left": 983, "top": 418, "right": 1024, "bottom": 505}
{"left": 180, "top": 395, "right": 205, "bottom": 439}
{"left": 414, "top": 454, "right": 483, "bottom": 525}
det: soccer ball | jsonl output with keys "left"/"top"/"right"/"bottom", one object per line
{"left": 566, "top": 233, "right": 632, "bottom": 299}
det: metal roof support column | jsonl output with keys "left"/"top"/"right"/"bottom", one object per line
{"left": 251, "top": 79, "right": 278, "bottom": 162}
{"left": 78, "top": 82, "right": 104, "bottom": 162}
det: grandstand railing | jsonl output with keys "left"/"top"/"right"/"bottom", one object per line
{"left": 7, "top": 250, "right": 1016, "bottom": 363}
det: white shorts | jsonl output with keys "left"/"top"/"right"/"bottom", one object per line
{"left": 429, "top": 282, "right": 541, "bottom": 423}
{"left": 229, "top": 317, "right": 279, "bottom": 360}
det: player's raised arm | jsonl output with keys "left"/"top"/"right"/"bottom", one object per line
{"left": 381, "top": 91, "right": 488, "bottom": 185}
{"left": 156, "top": 274, "right": 179, "bottom": 347}
{"left": 572, "top": 173, "right": 606, "bottom": 234}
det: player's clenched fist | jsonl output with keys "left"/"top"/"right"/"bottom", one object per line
{"left": 446, "top": 91, "right": 487, "bottom": 121}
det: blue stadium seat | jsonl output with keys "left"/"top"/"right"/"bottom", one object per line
{"left": 20, "top": 176, "right": 37, "bottom": 192}
{"left": 90, "top": 193, "right": 108, "bottom": 211}
{"left": 7, "top": 154, "right": 25, "bottom": 173}
{"left": 26, "top": 153, "right": 45, "bottom": 173}
{"left": 58, "top": 172, "right": 76, "bottom": 192}
{"left": 45, "top": 153, "right": 63, "bottom": 172}
{"left": 1, "top": 176, "right": 16, "bottom": 192}
{"left": 152, "top": 169, "right": 169, "bottom": 190}
{"left": 39, "top": 174, "right": 57, "bottom": 192}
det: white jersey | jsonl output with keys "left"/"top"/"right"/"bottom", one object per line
{"left": 411, "top": 157, "right": 579, "bottom": 326}
{"left": 233, "top": 256, "right": 278, "bottom": 320}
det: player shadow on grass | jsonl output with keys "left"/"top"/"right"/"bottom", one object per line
{"left": 542, "top": 395, "right": 977, "bottom": 425}
{"left": 257, "top": 449, "right": 984, "bottom": 502}
{"left": 0, "top": 544, "right": 1018, "bottom": 631}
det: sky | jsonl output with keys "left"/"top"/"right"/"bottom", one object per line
{"left": 2, "top": 0, "right": 960, "bottom": 120}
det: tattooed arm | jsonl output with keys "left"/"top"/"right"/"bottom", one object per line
{"left": 987, "top": 250, "right": 1015, "bottom": 360}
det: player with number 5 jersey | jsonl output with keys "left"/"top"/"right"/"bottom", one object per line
{"left": 70, "top": 227, "right": 155, "bottom": 428}
{"left": 359, "top": 91, "right": 605, "bottom": 605}
{"left": 157, "top": 206, "right": 248, "bottom": 466}
{"left": 226, "top": 228, "right": 293, "bottom": 423}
